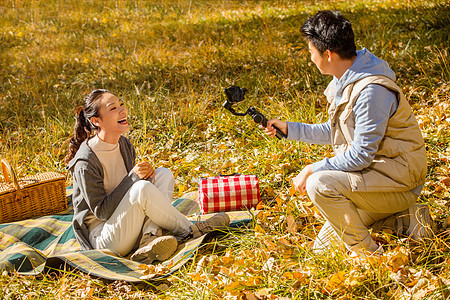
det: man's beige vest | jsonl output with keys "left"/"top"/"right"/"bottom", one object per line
{"left": 324, "top": 75, "right": 427, "bottom": 192}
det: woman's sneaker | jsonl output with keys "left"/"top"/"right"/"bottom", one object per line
{"left": 190, "top": 212, "right": 230, "bottom": 238}
{"left": 130, "top": 234, "right": 178, "bottom": 264}
{"left": 406, "top": 204, "right": 432, "bottom": 240}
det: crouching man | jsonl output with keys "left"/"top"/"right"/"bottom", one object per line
{"left": 263, "top": 10, "right": 431, "bottom": 255}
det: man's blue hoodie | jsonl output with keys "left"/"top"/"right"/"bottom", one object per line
{"left": 287, "top": 48, "right": 403, "bottom": 180}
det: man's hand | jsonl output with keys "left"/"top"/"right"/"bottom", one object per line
{"left": 259, "top": 119, "right": 288, "bottom": 138}
{"left": 292, "top": 164, "right": 314, "bottom": 194}
{"left": 132, "top": 161, "right": 155, "bottom": 180}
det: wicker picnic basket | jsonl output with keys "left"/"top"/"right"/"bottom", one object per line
{"left": 0, "top": 159, "right": 67, "bottom": 224}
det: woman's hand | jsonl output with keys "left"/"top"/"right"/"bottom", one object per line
{"left": 259, "top": 119, "right": 288, "bottom": 138}
{"left": 132, "top": 161, "right": 155, "bottom": 180}
{"left": 292, "top": 164, "right": 313, "bottom": 194}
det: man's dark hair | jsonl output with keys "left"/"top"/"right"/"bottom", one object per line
{"left": 300, "top": 10, "right": 356, "bottom": 59}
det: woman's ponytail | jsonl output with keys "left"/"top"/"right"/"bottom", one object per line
{"left": 66, "top": 107, "right": 91, "bottom": 163}
{"left": 65, "top": 89, "right": 110, "bottom": 163}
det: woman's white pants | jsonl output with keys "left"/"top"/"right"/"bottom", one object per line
{"left": 89, "top": 168, "right": 192, "bottom": 256}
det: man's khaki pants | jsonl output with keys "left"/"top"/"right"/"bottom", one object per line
{"left": 306, "top": 170, "right": 418, "bottom": 253}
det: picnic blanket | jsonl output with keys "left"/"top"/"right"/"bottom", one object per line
{"left": 0, "top": 189, "right": 258, "bottom": 282}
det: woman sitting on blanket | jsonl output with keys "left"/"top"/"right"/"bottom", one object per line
{"left": 66, "top": 89, "right": 230, "bottom": 264}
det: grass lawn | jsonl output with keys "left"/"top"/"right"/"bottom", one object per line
{"left": 1, "top": 0, "right": 449, "bottom": 298}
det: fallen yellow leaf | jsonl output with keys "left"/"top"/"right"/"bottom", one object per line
{"left": 440, "top": 177, "right": 450, "bottom": 187}
{"left": 386, "top": 246, "right": 410, "bottom": 272}
{"left": 245, "top": 292, "right": 259, "bottom": 300}
{"left": 289, "top": 185, "right": 297, "bottom": 196}
{"left": 246, "top": 276, "right": 263, "bottom": 286}
{"left": 223, "top": 280, "right": 244, "bottom": 291}
{"left": 324, "top": 271, "right": 346, "bottom": 294}
{"left": 256, "top": 201, "right": 265, "bottom": 210}
{"left": 275, "top": 197, "right": 283, "bottom": 206}
{"left": 256, "top": 287, "right": 272, "bottom": 296}
{"left": 282, "top": 272, "right": 294, "bottom": 280}
{"left": 254, "top": 224, "right": 266, "bottom": 234}
{"left": 263, "top": 238, "right": 276, "bottom": 251}
{"left": 286, "top": 214, "right": 298, "bottom": 234}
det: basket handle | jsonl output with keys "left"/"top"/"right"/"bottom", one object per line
{"left": 1, "top": 159, "right": 21, "bottom": 191}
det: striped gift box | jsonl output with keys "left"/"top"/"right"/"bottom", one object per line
{"left": 198, "top": 174, "right": 260, "bottom": 214}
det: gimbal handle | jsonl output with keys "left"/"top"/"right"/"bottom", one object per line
{"left": 247, "top": 106, "right": 287, "bottom": 140}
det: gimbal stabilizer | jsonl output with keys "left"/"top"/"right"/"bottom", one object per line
{"left": 223, "top": 86, "right": 287, "bottom": 139}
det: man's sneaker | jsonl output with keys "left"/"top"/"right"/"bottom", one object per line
{"left": 406, "top": 204, "right": 432, "bottom": 240}
{"left": 130, "top": 234, "right": 178, "bottom": 264}
{"left": 190, "top": 212, "right": 230, "bottom": 238}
